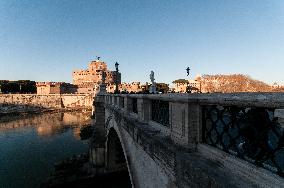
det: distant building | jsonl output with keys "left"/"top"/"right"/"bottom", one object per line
{"left": 73, "top": 59, "right": 121, "bottom": 94}
{"left": 174, "top": 82, "right": 188, "bottom": 93}
{"left": 76, "top": 82, "right": 98, "bottom": 94}
{"left": 35, "top": 59, "right": 123, "bottom": 95}
{"left": 106, "top": 82, "right": 169, "bottom": 94}
{"left": 173, "top": 76, "right": 201, "bottom": 93}
{"left": 107, "top": 82, "right": 142, "bottom": 93}
{"left": 36, "top": 82, "right": 77, "bottom": 95}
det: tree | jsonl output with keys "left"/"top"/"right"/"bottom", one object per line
{"left": 156, "top": 83, "right": 169, "bottom": 93}
{"left": 172, "top": 79, "right": 189, "bottom": 84}
{"left": 201, "top": 74, "right": 271, "bottom": 93}
{"left": 0, "top": 80, "right": 36, "bottom": 94}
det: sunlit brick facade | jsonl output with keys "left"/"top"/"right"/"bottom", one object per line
{"left": 72, "top": 60, "right": 121, "bottom": 86}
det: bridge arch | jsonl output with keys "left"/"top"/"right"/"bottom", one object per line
{"left": 106, "top": 126, "right": 133, "bottom": 188}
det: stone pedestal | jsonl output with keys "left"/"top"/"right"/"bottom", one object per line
{"left": 98, "top": 83, "right": 106, "bottom": 94}
{"left": 90, "top": 85, "right": 107, "bottom": 167}
{"left": 149, "top": 84, "right": 157, "bottom": 94}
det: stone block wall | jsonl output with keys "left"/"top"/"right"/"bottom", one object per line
{"left": 0, "top": 94, "right": 93, "bottom": 112}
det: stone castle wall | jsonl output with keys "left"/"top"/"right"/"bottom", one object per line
{"left": 0, "top": 94, "right": 93, "bottom": 112}
{"left": 72, "top": 60, "right": 121, "bottom": 86}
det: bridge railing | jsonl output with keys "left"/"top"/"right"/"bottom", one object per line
{"left": 202, "top": 105, "right": 284, "bottom": 177}
{"left": 103, "top": 93, "right": 284, "bottom": 178}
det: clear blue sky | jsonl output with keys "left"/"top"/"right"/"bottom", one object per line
{"left": 1, "top": 0, "right": 284, "bottom": 85}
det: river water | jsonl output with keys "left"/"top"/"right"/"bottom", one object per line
{"left": 0, "top": 112, "right": 91, "bottom": 188}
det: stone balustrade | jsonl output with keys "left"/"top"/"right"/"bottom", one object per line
{"left": 100, "top": 92, "right": 284, "bottom": 186}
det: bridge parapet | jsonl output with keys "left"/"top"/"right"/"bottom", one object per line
{"left": 95, "top": 93, "right": 284, "bottom": 187}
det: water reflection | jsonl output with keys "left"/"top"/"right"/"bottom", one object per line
{"left": 0, "top": 112, "right": 91, "bottom": 139}
{"left": 0, "top": 111, "right": 91, "bottom": 188}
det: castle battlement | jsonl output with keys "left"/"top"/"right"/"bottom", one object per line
{"left": 72, "top": 60, "right": 121, "bottom": 86}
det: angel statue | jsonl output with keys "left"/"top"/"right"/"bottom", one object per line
{"left": 150, "top": 71, "right": 155, "bottom": 84}
{"left": 102, "top": 71, "right": 106, "bottom": 84}
{"left": 149, "top": 71, "right": 157, "bottom": 94}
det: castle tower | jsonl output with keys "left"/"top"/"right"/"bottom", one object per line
{"left": 72, "top": 59, "right": 121, "bottom": 94}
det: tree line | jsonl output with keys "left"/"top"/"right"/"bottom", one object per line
{"left": 0, "top": 80, "right": 36, "bottom": 94}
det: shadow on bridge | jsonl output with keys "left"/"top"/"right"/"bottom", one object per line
{"left": 106, "top": 128, "right": 132, "bottom": 188}
{"left": 89, "top": 127, "right": 132, "bottom": 188}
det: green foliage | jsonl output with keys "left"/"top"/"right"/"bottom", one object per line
{"left": 172, "top": 79, "right": 189, "bottom": 84}
{"left": 156, "top": 83, "right": 169, "bottom": 93}
{"left": 0, "top": 80, "right": 36, "bottom": 94}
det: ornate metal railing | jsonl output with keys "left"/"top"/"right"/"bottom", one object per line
{"left": 202, "top": 105, "right": 284, "bottom": 177}
{"left": 132, "top": 98, "right": 138, "bottom": 114}
{"left": 151, "top": 100, "right": 169, "bottom": 126}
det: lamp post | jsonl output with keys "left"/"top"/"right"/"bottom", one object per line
{"left": 115, "top": 62, "right": 119, "bottom": 94}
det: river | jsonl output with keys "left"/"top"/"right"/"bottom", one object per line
{"left": 0, "top": 112, "right": 91, "bottom": 188}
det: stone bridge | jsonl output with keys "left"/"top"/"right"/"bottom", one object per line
{"left": 90, "top": 90, "right": 284, "bottom": 188}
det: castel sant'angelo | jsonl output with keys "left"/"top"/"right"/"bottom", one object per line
{"left": 36, "top": 58, "right": 144, "bottom": 94}
{"left": 72, "top": 59, "right": 121, "bottom": 93}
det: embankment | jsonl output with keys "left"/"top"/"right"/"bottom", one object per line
{"left": 0, "top": 94, "right": 93, "bottom": 114}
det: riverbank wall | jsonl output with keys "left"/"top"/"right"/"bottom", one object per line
{"left": 0, "top": 94, "right": 93, "bottom": 113}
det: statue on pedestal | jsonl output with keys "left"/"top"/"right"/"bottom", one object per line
{"left": 97, "top": 71, "right": 106, "bottom": 94}
{"left": 149, "top": 71, "right": 157, "bottom": 94}
{"left": 102, "top": 71, "right": 106, "bottom": 84}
